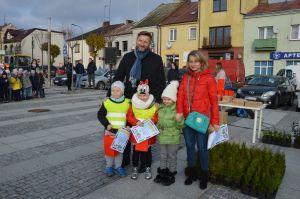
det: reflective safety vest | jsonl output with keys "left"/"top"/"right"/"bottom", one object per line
{"left": 104, "top": 98, "right": 130, "bottom": 129}
{"left": 132, "top": 104, "right": 157, "bottom": 121}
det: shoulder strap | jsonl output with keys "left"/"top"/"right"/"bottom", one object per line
{"left": 186, "top": 75, "right": 197, "bottom": 113}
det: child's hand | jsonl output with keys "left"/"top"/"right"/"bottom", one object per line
{"left": 136, "top": 121, "right": 144, "bottom": 127}
{"left": 105, "top": 130, "right": 115, "bottom": 136}
{"left": 107, "top": 125, "right": 112, "bottom": 131}
{"left": 176, "top": 113, "right": 183, "bottom": 122}
{"left": 126, "top": 126, "right": 131, "bottom": 132}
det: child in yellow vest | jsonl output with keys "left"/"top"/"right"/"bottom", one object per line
{"left": 97, "top": 81, "right": 130, "bottom": 177}
{"left": 127, "top": 79, "right": 158, "bottom": 180}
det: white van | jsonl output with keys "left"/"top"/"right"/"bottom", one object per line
{"left": 277, "top": 65, "right": 300, "bottom": 91}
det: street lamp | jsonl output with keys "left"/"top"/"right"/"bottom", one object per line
{"left": 71, "top": 23, "right": 83, "bottom": 61}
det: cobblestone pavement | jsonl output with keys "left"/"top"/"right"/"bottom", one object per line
{"left": 0, "top": 86, "right": 298, "bottom": 199}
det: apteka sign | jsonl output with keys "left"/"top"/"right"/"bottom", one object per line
{"left": 270, "top": 52, "right": 300, "bottom": 60}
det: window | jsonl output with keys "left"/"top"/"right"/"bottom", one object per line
{"left": 213, "top": 0, "right": 227, "bottom": 12}
{"left": 122, "top": 41, "right": 128, "bottom": 52}
{"left": 169, "top": 29, "right": 177, "bottom": 41}
{"left": 75, "top": 44, "right": 80, "bottom": 53}
{"left": 189, "top": 27, "right": 196, "bottom": 40}
{"left": 287, "top": 60, "right": 300, "bottom": 66}
{"left": 209, "top": 26, "right": 231, "bottom": 46}
{"left": 258, "top": 26, "right": 273, "bottom": 39}
{"left": 254, "top": 61, "right": 273, "bottom": 75}
{"left": 291, "top": 25, "right": 300, "bottom": 40}
{"left": 115, "top": 41, "right": 119, "bottom": 50}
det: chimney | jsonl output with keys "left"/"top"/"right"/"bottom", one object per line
{"left": 126, "top": 20, "right": 133, "bottom": 24}
{"left": 259, "top": 0, "right": 268, "bottom": 4}
{"left": 102, "top": 21, "right": 110, "bottom": 27}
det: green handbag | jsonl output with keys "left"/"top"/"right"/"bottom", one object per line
{"left": 184, "top": 75, "right": 210, "bottom": 134}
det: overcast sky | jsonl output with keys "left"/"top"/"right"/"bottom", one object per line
{"left": 1, "top": 0, "right": 173, "bottom": 34}
{"left": 1, "top": 0, "right": 288, "bottom": 34}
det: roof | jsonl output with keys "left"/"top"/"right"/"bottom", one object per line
{"left": 161, "top": 1, "right": 198, "bottom": 25}
{"left": 247, "top": 0, "right": 300, "bottom": 16}
{"left": 109, "top": 22, "right": 135, "bottom": 36}
{"left": 68, "top": 23, "right": 123, "bottom": 41}
{"left": 134, "top": 2, "right": 183, "bottom": 28}
{"left": 4, "top": 28, "right": 63, "bottom": 43}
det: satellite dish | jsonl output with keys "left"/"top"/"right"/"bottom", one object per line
{"left": 166, "top": 41, "right": 172, "bottom": 49}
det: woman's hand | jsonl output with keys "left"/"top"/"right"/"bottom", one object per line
{"left": 106, "top": 125, "right": 112, "bottom": 131}
{"left": 176, "top": 113, "right": 183, "bottom": 122}
{"left": 213, "top": 124, "right": 220, "bottom": 132}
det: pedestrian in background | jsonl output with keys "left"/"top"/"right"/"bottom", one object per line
{"left": 10, "top": 69, "right": 22, "bottom": 101}
{"left": 87, "top": 58, "right": 97, "bottom": 88}
{"left": 167, "top": 62, "right": 179, "bottom": 84}
{"left": 0, "top": 69, "right": 9, "bottom": 102}
{"left": 64, "top": 58, "right": 73, "bottom": 91}
{"left": 21, "top": 70, "right": 32, "bottom": 100}
{"left": 176, "top": 50, "right": 219, "bottom": 190}
{"left": 75, "top": 59, "right": 85, "bottom": 90}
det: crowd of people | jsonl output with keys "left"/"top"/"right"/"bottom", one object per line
{"left": 0, "top": 60, "right": 45, "bottom": 103}
{"left": 97, "top": 31, "right": 220, "bottom": 191}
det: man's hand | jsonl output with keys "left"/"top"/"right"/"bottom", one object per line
{"left": 176, "top": 113, "right": 183, "bottom": 122}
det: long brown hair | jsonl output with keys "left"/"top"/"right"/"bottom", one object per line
{"left": 187, "top": 50, "right": 208, "bottom": 72}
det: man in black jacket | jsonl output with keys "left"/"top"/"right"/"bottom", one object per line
{"left": 87, "top": 58, "right": 97, "bottom": 88}
{"left": 64, "top": 58, "right": 73, "bottom": 91}
{"left": 107, "top": 31, "right": 166, "bottom": 169}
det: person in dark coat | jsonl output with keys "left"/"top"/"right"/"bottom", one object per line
{"left": 87, "top": 58, "right": 97, "bottom": 88}
{"left": 64, "top": 58, "right": 73, "bottom": 91}
{"left": 75, "top": 59, "right": 85, "bottom": 90}
{"left": 107, "top": 31, "right": 166, "bottom": 169}
{"left": 0, "top": 69, "right": 9, "bottom": 102}
{"left": 167, "top": 62, "right": 179, "bottom": 84}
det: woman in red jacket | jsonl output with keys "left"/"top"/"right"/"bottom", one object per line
{"left": 176, "top": 50, "right": 219, "bottom": 190}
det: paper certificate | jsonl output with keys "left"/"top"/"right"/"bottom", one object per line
{"left": 130, "top": 120, "right": 160, "bottom": 143}
{"left": 111, "top": 127, "right": 130, "bottom": 153}
{"left": 207, "top": 124, "right": 229, "bottom": 150}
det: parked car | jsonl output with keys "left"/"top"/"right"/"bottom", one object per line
{"left": 53, "top": 73, "right": 76, "bottom": 86}
{"left": 245, "top": 74, "right": 260, "bottom": 84}
{"left": 42, "top": 65, "right": 58, "bottom": 78}
{"left": 237, "top": 76, "right": 295, "bottom": 108}
{"left": 81, "top": 69, "right": 116, "bottom": 90}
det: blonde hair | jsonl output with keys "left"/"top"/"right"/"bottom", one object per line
{"left": 187, "top": 50, "right": 208, "bottom": 72}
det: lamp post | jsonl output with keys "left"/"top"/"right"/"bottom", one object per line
{"left": 71, "top": 24, "right": 83, "bottom": 61}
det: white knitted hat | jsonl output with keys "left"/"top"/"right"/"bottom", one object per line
{"left": 161, "top": 80, "right": 179, "bottom": 102}
{"left": 111, "top": 81, "right": 125, "bottom": 93}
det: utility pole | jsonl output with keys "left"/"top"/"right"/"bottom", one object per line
{"left": 31, "top": 36, "right": 34, "bottom": 60}
{"left": 48, "top": 17, "right": 51, "bottom": 87}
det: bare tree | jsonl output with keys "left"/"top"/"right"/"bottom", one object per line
{"left": 33, "top": 30, "right": 47, "bottom": 65}
{"left": 61, "top": 25, "right": 78, "bottom": 65}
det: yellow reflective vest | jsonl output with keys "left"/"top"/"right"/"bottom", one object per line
{"left": 104, "top": 98, "right": 130, "bottom": 129}
{"left": 132, "top": 104, "right": 157, "bottom": 121}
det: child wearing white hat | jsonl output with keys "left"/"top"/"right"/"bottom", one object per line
{"left": 97, "top": 81, "right": 130, "bottom": 177}
{"left": 154, "top": 80, "right": 184, "bottom": 186}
